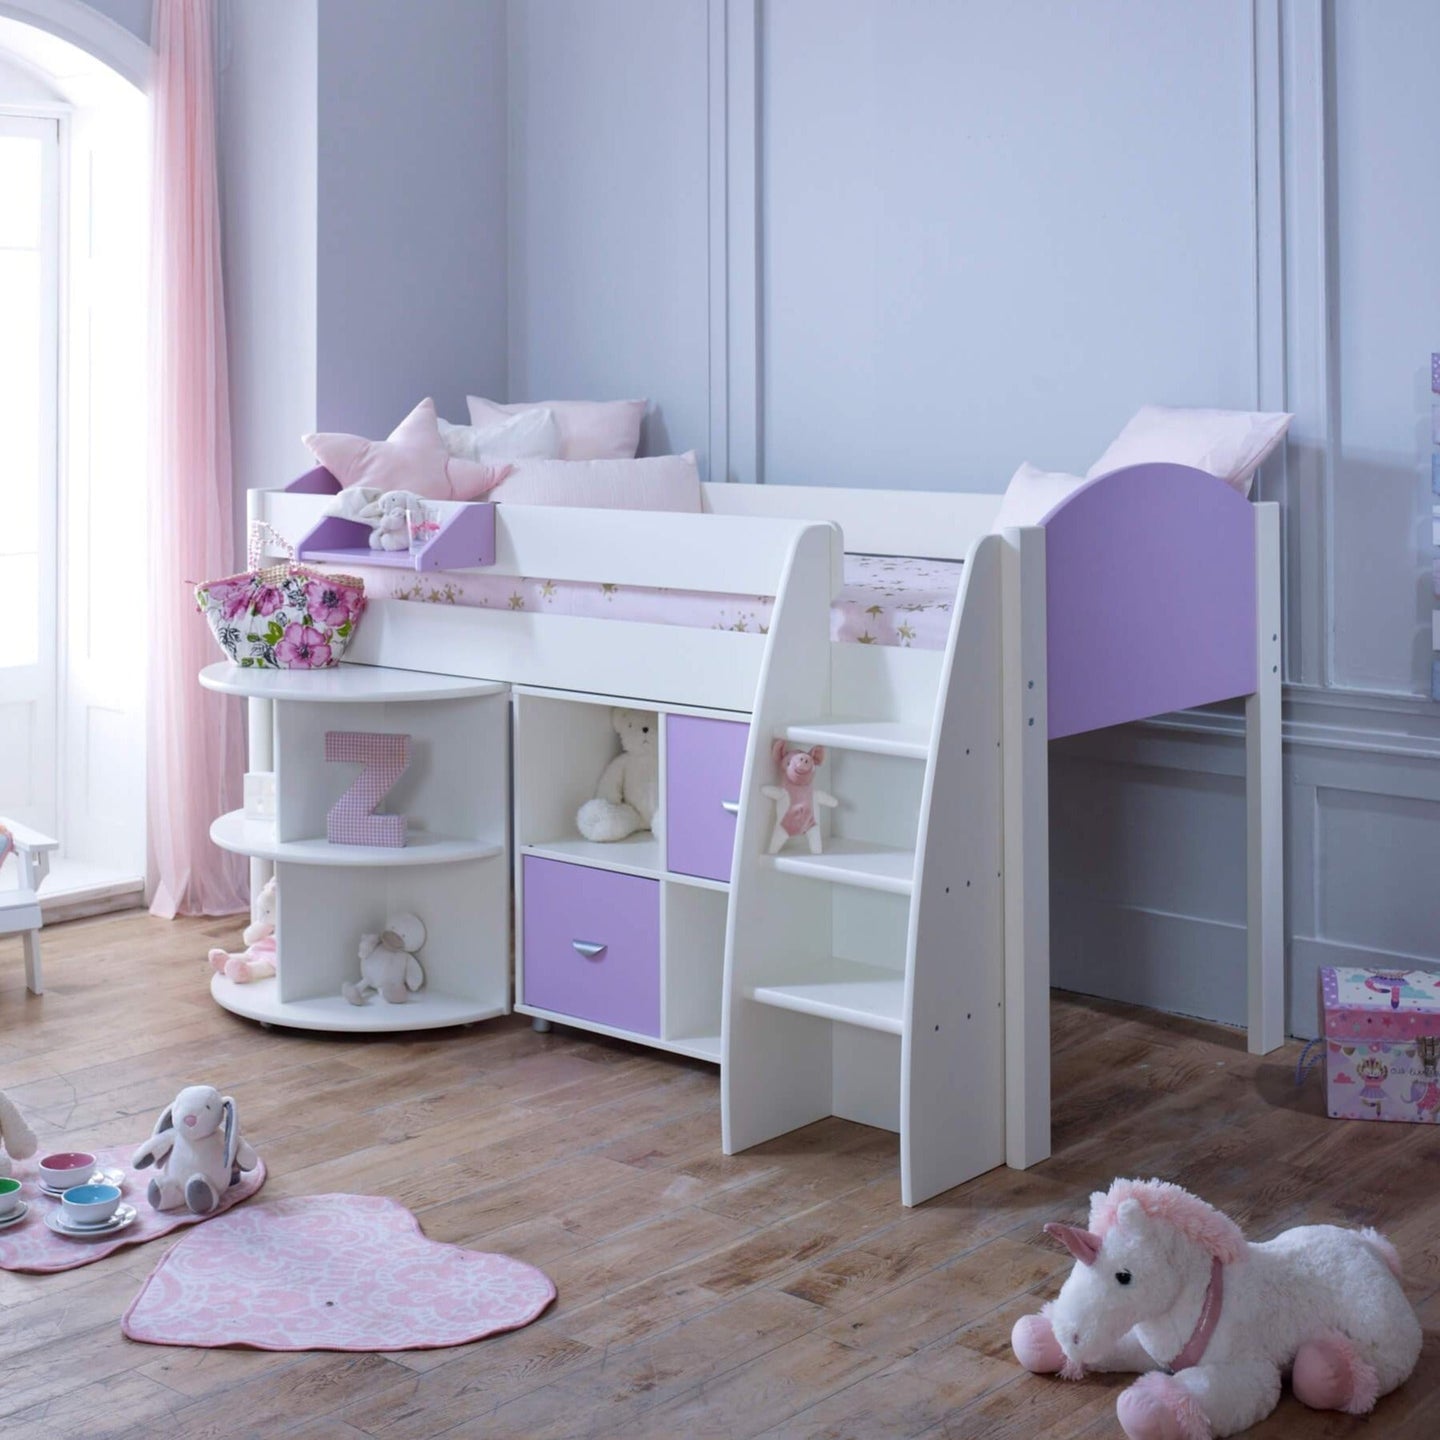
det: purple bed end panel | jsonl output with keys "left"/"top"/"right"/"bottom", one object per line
{"left": 284, "top": 465, "right": 342, "bottom": 495}
{"left": 1042, "top": 463, "right": 1257, "bottom": 741}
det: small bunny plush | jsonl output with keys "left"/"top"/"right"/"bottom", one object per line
{"left": 0, "top": 1088, "right": 38, "bottom": 1179}
{"left": 133, "top": 1084, "right": 258, "bottom": 1214}
{"left": 762, "top": 741, "right": 838, "bottom": 855}
{"left": 362, "top": 490, "right": 412, "bottom": 550}
{"left": 209, "top": 875, "right": 277, "bottom": 983}
{"left": 343, "top": 912, "right": 426, "bottom": 1004}
{"left": 576, "top": 708, "right": 660, "bottom": 843}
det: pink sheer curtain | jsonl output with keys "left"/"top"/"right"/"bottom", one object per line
{"left": 147, "top": 0, "right": 248, "bottom": 917}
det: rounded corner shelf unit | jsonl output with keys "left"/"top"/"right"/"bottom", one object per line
{"left": 199, "top": 661, "right": 506, "bottom": 705}
{"left": 209, "top": 975, "right": 506, "bottom": 1033}
{"left": 210, "top": 811, "right": 502, "bottom": 868}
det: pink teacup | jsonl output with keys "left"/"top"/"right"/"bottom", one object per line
{"left": 38, "top": 1152, "right": 97, "bottom": 1191}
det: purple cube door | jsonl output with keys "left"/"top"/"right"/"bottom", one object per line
{"left": 522, "top": 857, "right": 660, "bottom": 1036}
{"left": 666, "top": 716, "right": 750, "bottom": 883}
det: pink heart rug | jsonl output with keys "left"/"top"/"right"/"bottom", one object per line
{"left": 0, "top": 1144, "right": 266, "bottom": 1274}
{"left": 122, "top": 1194, "right": 556, "bottom": 1350}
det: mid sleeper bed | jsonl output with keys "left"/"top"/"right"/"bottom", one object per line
{"left": 220, "top": 464, "right": 1282, "bottom": 1206}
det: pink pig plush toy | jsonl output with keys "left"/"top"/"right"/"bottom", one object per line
{"left": 762, "top": 741, "right": 838, "bottom": 855}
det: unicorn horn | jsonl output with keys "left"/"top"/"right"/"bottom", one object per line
{"left": 1044, "top": 1222, "right": 1101, "bottom": 1266}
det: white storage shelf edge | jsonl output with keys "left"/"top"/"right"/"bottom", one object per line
{"left": 210, "top": 811, "right": 503, "bottom": 868}
{"left": 203, "top": 661, "right": 512, "bottom": 1034}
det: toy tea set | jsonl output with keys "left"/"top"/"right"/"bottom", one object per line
{"left": 0, "top": 1084, "right": 259, "bottom": 1242}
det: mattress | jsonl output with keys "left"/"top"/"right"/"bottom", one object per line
{"left": 337, "top": 552, "right": 963, "bottom": 651}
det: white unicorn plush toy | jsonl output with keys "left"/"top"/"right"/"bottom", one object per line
{"left": 1012, "top": 1178, "right": 1420, "bottom": 1439}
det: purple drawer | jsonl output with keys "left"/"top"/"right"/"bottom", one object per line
{"left": 522, "top": 857, "right": 659, "bottom": 1036}
{"left": 666, "top": 715, "right": 750, "bottom": 883}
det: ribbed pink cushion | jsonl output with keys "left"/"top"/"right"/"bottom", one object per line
{"left": 487, "top": 451, "right": 702, "bottom": 512}
{"left": 467, "top": 395, "right": 645, "bottom": 461}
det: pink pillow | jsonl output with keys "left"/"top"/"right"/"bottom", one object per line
{"left": 304, "top": 399, "right": 512, "bottom": 501}
{"left": 488, "top": 452, "right": 702, "bottom": 512}
{"left": 466, "top": 395, "right": 645, "bottom": 462}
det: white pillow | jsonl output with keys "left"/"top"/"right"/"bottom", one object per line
{"left": 1086, "top": 405, "right": 1292, "bottom": 496}
{"left": 488, "top": 452, "right": 703, "bottom": 512}
{"left": 467, "top": 395, "right": 646, "bottom": 461}
{"left": 992, "top": 462, "right": 1088, "bottom": 530}
{"left": 438, "top": 407, "right": 561, "bottom": 463}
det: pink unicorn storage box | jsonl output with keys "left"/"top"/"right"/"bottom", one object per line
{"left": 1320, "top": 966, "right": 1440, "bottom": 1124}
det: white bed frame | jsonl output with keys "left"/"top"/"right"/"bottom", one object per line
{"left": 244, "top": 469, "right": 1283, "bottom": 1206}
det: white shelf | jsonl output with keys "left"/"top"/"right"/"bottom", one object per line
{"left": 211, "top": 975, "right": 506, "bottom": 1032}
{"left": 782, "top": 719, "right": 931, "bottom": 760}
{"left": 199, "top": 662, "right": 504, "bottom": 704}
{"left": 211, "top": 811, "right": 502, "bottom": 868}
{"left": 748, "top": 957, "right": 905, "bottom": 1035}
{"left": 521, "top": 833, "right": 663, "bottom": 880}
{"left": 765, "top": 839, "right": 915, "bottom": 896}
{"left": 515, "top": 1004, "right": 720, "bottom": 1064}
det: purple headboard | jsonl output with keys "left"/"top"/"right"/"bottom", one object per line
{"left": 1042, "top": 463, "right": 1256, "bottom": 740}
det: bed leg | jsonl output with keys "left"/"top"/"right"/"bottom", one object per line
{"left": 531, "top": 1017, "right": 552, "bottom": 1034}
{"left": 1246, "top": 503, "right": 1284, "bottom": 1055}
{"left": 1002, "top": 525, "right": 1051, "bottom": 1169}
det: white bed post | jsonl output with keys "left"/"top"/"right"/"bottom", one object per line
{"left": 1001, "top": 525, "right": 1050, "bottom": 1170}
{"left": 1246, "top": 502, "right": 1284, "bottom": 1053}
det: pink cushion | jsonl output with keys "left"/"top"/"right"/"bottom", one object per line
{"left": 304, "top": 399, "right": 511, "bottom": 502}
{"left": 1087, "top": 405, "right": 1292, "bottom": 497}
{"left": 488, "top": 452, "right": 702, "bottom": 512}
{"left": 466, "top": 395, "right": 646, "bottom": 462}
{"left": 992, "top": 462, "right": 1088, "bottom": 530}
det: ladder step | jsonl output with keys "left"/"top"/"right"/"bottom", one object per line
{"left": 782, "top": 720, "right": 930, "bottom": 760}
{"left": 764, "top": 839, "right": 914, "bottom": 895}
{"left": 748, "top": 957, "right": 905, "bottom": 1034}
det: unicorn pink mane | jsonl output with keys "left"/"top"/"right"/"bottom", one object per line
{"left": 1088, "top": 1178, "right": 1246, "bottom": 1265}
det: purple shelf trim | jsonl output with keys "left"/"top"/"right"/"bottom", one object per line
{"left": 285, "top": 466, "right": 342, "bottom": 495}
{"left": 415, "top": 503, "right": 496, "bottom": 572}
{"left": 1042, "top": 463, "right": 1257, "bottom": 740}
{"left": 295, "top": 504, "right": 496, "bottom": 573}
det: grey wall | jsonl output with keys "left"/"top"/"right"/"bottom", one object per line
{"left": 165, "top": 0, "right": 1440, "bottom": 1038}
{"left": 502, "top": 0, "right": 1440, "bottom": 1038}
{"left": 507, "top": 0, "right": 710, "bottom": 465}
{"left": 220, "top": 0, "right": 318, "bottom": 533}
{"left": 316, "top": 0, "right": 507, "bottom": 437}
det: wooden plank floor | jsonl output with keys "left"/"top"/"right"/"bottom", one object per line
{"left": 0, "top": 912, "right": 1436, "bottom": 1439}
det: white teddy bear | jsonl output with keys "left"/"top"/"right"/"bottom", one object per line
{"left": 343, "top": 912, "right": 426, "bottom": 1004}
{"left": 576, "top": 708, "right": 660, "bottom": 843}
{"left": 132, "top": 1084, "right": 258, "bottom": 1214}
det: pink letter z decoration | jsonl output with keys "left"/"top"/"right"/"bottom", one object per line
{"left": 325, "top": 731, "right": 410, "bottom": 846}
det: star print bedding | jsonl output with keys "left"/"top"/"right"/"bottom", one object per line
{"left": 330, "top": 553, "right": 962, "bottom": 650}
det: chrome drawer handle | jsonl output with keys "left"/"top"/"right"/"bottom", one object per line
{"left": 720, "top": 800, "right": 740, "bottom": 815}
{"left": 572, "top": 940, "right": 607, "bottom": 960}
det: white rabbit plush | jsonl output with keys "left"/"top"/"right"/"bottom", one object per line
{"left": 343, "top": 912, "right": 426, "bottom": 1004}
{"left": 361, "top": 490, "right": 412, "bottom": 551}
{"left": 132, "top": 1084, "right": 257, "bottom": 1214}
{"left": 0, "top": 1088, "right": 37, "bottom": 1179}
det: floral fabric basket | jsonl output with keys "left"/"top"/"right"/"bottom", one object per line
{"left": 197, "top": 522, "right": 366, "bottom": 669}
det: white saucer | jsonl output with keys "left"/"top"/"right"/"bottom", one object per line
{"left": 38, "top": 1167, "right": 125, "bottom": 1200}
{"left": 45, "top": 1203, "right": 138, "bottom": 1239}
{"left": 0, "top": 1202, "right": 29, "bottom": 1228}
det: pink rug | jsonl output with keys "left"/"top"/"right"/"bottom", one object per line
{"left": 122, "top": 1194, "right": 556, "bottom": 1350}
{"left": 0, "top": 1144, "right": 266, "bottom": 1274}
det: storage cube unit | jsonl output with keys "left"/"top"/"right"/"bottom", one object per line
{"left": 666, "top": 715, "right": 748, "bottom": 882}
{"left": 521, "top": 859, "right": 660, "bottom": 1036}
{"left": 513, "top": 687, "right": 747, "bottom": 1062}
{"left": 200, "top": 663, "right": 512, "bottom": 1033}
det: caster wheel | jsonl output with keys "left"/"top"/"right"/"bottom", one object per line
{"left": 532, "top": 1017, "right": 552, "bottom": 1034}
